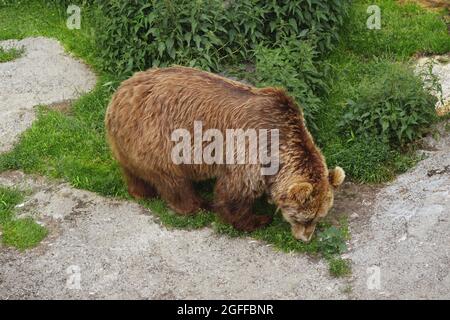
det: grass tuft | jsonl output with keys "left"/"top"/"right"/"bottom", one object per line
{"left": 0, "top": 46, "right": 24, "bottom": 62}
{"left": 2, "top": 218, "right": 48, "bottom": 251}
{"left": 0, "top": 186, "right": 47, "bottom": 250}
{"left": 329, "top": 257, "right": 352, "bottom": 278}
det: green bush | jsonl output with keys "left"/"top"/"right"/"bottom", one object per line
{"left": 339, "top": 63, "right": 438, "bottom": 146}
{"left": 95, "top": 0, "right": 230, "bottom": 74}
{"left": 94, "top": 0, "right": 350, "bottom": 75}
{"left": 228, "top": 0, "right": 351, "bottom": 55}
{"left": 254, "top": 39, "right": 328, "bottom": 130}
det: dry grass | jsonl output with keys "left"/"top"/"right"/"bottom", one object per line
{"left": 398, "top": 0, "right": 450, "bottom": 11}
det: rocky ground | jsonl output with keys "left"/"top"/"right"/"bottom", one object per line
{"left": 0, "top": 37, "right": 449, "bottom": 299}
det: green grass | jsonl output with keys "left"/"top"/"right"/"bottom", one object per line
{"left": 328, "top": 257, "right": 352, "bottom": 278}
{"left": 0, "top": 0, "right": 448, "bottom": 274}
{"left": 2, "top": 218, "right": 48, "bottom": 250}
{"left": 0, "top": 186, "right": 23, "bottom": 224}
{"left": 0, "top": 46, "right": 24, "bottom": 62}
{"left": 0, "top": 187, "right": 47, "bottom": 250}
{"left": 343, "top": 0, "right": 450, "bottom": 59}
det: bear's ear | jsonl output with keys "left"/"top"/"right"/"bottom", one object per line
{"left": 329, "top": 166, "right": 345, "bottom": 187}
{"left": 287, "top": 182, "right": 313, "bottom": 203}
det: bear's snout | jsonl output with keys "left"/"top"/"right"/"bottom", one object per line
{"left": 291, "top": 223, "right": 316, "bottom": 242}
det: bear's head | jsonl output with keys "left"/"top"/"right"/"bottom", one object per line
{"left": 271, "top": 166, "right": 345, "bottom": 242}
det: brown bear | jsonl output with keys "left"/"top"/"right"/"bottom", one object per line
{"left": 105, "top": 66, "right": 345, "bottom": 242}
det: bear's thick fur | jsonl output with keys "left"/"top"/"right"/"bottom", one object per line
{"left": 105, "top": 66, "right": 344, "bottom": 241}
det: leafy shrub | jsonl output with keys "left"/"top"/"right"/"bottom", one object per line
{"left": 339, "top": 63, "right": 438, "bottom": 146}
{"left": 95, "top": 0, "right": 230, "bottom": 75}
{"left": 94, "top": 0, "right": 350, "bottom": 75}
{"left": 228, "top": 0, "right": 351, "bottom": 55}
{"left": 254, "top": 39, "right": 328, "bottom": 130}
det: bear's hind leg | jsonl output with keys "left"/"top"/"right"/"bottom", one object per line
{"left": 155, "top": 176, "right": 207, "bottom": 215}
{"left": 213, "top": 175, "right": 272, "bottom": 232}
{"left": 123, "top": 168, "right": 158, "bottom": 200}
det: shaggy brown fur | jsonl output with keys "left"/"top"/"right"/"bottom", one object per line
{"left": 105, "top": 66, "right": 344, "bottom": 241}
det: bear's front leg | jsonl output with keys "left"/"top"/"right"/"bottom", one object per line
{"left": 213, "top": 174, "right": 272, "bottom": 232}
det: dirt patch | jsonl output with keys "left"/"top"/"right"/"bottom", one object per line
{"left": 399, "top": 0, "right": 450, "bottom": 11}
{"left": 46, "top": 100, "right": 73, "bottom": 114}
{"left": 331, "top": 182, "right": 382, "bottom": 232}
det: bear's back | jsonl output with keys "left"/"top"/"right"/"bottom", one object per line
{"left": 104, "top": 66, "right": 302, "bottom": 178}
{"left": 106, "top": 67, "right": 283, "bottom": 138}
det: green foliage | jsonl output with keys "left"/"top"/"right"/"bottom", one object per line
{"left": 339, "top": 63, "right": 438, "bottom": 146}
{"left": 0, "top": 187, "right": 47, "bottom": 250}
{"left": 254, "top": 39, "right": 328, "bottom": 130}
{"left": 95, "top": 0, "right": 229, "bottom": 74}
{"left": 94, "top": 0, "right": 350, "bottom": 75}
{"left": 316, "top": 225, "right": 348, "bottom": 258}
{"left": 227, "top": 0, "right": 351, "bottom": 54}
